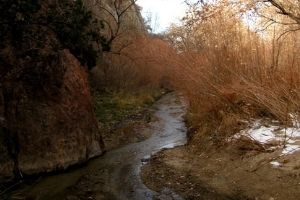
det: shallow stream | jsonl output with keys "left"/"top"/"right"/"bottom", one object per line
{"left": 8, "top": 93, "right": 187, "bottom": 200}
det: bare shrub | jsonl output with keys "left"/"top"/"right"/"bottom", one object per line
{"left": 90, "top": 35, "right": 174, "bottom": 92}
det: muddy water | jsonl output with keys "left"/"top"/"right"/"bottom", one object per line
{"left": 9, "top": 93, "right": 187, "bottom": 200}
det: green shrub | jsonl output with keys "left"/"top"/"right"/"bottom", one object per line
{"left": 0, "top": 0, "right": 107, "bottom": 69}
{"left": 48, "top": 0, "right": 107, "bottom": 69}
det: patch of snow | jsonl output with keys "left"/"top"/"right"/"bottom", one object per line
{"left": 233, "top": 114, "right": 300, "bottom": 157}
{"left": 270, "top": 161, "right": 281, "bottom": 168}
{"left": 284, "top": 128, "right": 300, "bottom": 138}
{"left": 287, "top": 139, "right": 296, "bottom": 144}
{"left": 268, "top": 146, "right": 277, "bottom": 150}
{"left": 290, "top": 113, "right": 300, "bottom": 128}
{"left": 272, "top": 120, "right": 280, "bottom": 123}
{"left": 282, "top": 144, "right": 300, "bottom": 155}
{"left": 243, "top": 126, "right": 277, "bottom": 144}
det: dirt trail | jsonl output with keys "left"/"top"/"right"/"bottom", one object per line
{"left": 7, "top": 93, "right": 188, "bottom": 200}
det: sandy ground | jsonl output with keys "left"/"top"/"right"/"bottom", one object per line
{"left": 141, "top": 136, "right": 300, "bottom": 200}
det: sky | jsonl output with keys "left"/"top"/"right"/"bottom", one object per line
{"left": 136, "top": 0, "right": 188, "bottom": 33}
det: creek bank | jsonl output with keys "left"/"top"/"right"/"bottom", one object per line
{"left": 93, "top": 90, "right": 166, "bottom": 151}
{"left": 0, "top": 89, "right": 163, "bottom": 198}
{"left": 141, "top": 133, "right": 300, "bottom": 200}
{"left": 5, "top": 92, "right": 187, "bottom": 200}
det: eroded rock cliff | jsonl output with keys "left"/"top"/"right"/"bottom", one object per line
{"left": 0, "top": 0, "right": 145, "bottom": 183}
{"left": 0, "top": 0, "right": 104, "bottom": 182}
{"left": 0, "top": 49, "right": 104, "bottom": 182}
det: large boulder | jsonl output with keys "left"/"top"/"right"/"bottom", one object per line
{"left": 0, "top": 0, "right": 106, "bottom": 182}
{"left": 0, "top": 50, "right": 104, "bottom": 182}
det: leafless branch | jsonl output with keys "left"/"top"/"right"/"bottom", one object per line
{"left": 91, "top": 0, "right": 138, "bottom": 51}
{"left": 277, "top": 27, "right": 300, "bottom": 40}
{"left": 264, "top": 0, "right": 300, "bottom": 24}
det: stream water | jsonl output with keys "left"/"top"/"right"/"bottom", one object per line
{"left": 8, "top": 93, "right": 187, "bottom": 200}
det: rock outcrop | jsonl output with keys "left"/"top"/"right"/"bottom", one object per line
{"left": 0, "top": 0, "right": 145, "bottom": 183}
{"left": 0, "top": 0, "right": 104, "bottom": 182}
{"left": 84, "top": 0, "right": 145, "bottom": 33}
{"left": 0, "top": 49, "right": 104, "bottom": 182}
{"left": 84, "top": 0, "right": 146, "bottom": 51}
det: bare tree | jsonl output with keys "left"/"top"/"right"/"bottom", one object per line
{"left": 86, "top": 0, "right": 143, "bottom": 52}
{"left": 265, "top": 0, "right": 300, "bottom": 25}
{"left": 246, "top": 0, "right": 300, "bottom": 39}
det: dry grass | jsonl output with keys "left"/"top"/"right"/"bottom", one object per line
{"left": 92, "top": 7, "right": 300, "bottom": 143}
{"left": 90, "top": 35, "right": 170, "bottom": 92}
{"left": 167, "top": 13, "right": 300, "bottom": 141}
{"left": 114, "top": 6, "right": 300, "bottom": 143}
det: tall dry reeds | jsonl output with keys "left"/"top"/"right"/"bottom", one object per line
{"left": 90, "top": 35, "right": 173, "bottom": 92}
{"left": 91, "top": 0, "right": 300, "bottom": 142}
{"left": 166, "top": 2, "right": 300, "bottom": 140}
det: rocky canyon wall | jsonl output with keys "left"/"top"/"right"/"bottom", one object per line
{"left": 0, "top": 0, "right": 145, "bottom": 183}
{"left": 0, "top": 0, "right": 104, "bottom": 182}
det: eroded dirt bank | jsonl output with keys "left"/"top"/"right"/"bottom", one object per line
{"left": 142, "top": 136, "right": 300, "bottom": 200}
{"left": 6, "top": 93, "right": 188, "bottom": 200}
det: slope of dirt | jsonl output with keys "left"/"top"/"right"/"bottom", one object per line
{"left": 141, "top": 137, "right": 300, "bottom": 200}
